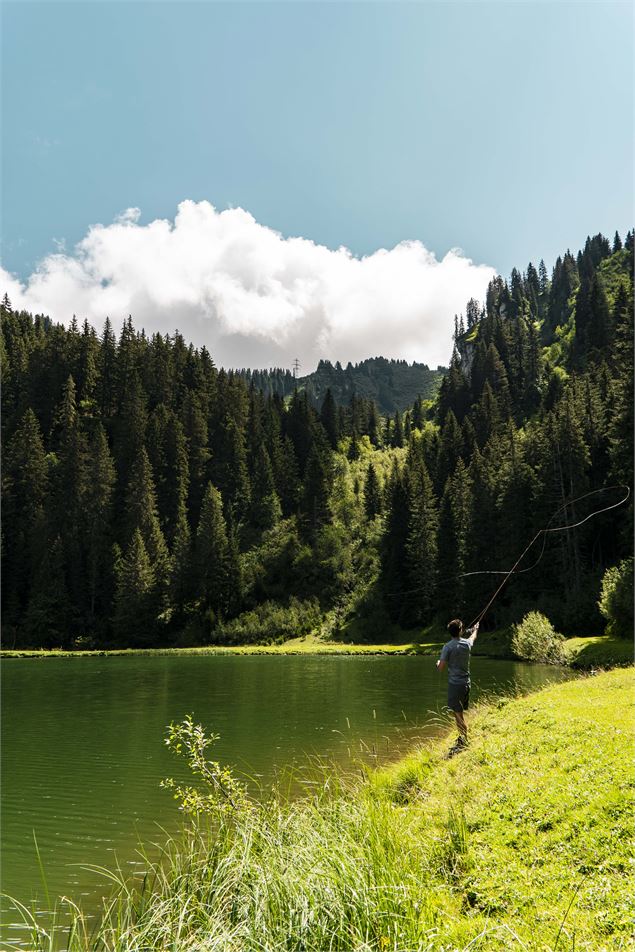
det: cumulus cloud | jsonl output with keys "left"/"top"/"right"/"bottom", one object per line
{"left": 0, "top": 200, "right": 497, "bottom": 370}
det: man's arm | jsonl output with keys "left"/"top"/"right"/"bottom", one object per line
{"left": 437, "top": 642, "right": 450, "bottom": 671}
{"left": 465, "top": 622, "right": 479, "bottom": 646}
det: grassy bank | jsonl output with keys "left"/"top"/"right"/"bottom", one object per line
{"left": 21, "top": 668, "right": 634, "bottom": 951}
{"left": 2, "top": 629, "right": 631, "bottom": 668}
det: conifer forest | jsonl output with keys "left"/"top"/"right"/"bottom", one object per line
{"left": 2, "top": 230, "right": 633, "bottom": 649}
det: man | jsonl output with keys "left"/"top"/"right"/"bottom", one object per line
{"left": 436, "top": 618, "right": 479, "bottom": 756}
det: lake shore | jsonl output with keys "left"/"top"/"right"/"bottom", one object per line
{"left": 20, "top": 666, "right": 634, "bottom": 951}
{"left": 2, "top": 630, "right": 632, "bottom": 668}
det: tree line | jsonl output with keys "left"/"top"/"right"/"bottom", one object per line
{"left": 1, "top": 228, "right": 632, "bottom": 647}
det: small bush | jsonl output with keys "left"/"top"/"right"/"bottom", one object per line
{"left": 598, "top": 559, "right": 634, "bottom": 639}
{"left": 511, "top": 611, "right": 565, "bottom": 664}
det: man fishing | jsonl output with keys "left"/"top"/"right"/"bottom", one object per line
{"left": 437, "top": 619, "right": 479, "bottom": 756}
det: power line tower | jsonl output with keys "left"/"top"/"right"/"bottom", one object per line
{"left": 292, "top": 357, "right": 301, "bottom": 380}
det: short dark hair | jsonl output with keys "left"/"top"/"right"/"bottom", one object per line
{"left": 447, "top": 619, "right": 464, "bottom": 638}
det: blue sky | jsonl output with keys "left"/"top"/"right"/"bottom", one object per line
{"left": 1, "top": 1, "right": 633, "bottom": 368}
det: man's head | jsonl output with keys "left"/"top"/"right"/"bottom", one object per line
{"left": 447, "top": 619, "right": 464, "bottom": 638}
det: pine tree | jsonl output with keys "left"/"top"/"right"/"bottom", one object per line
{"left": 319, "top": 388, "right": 339, "bottom": 449}
{"left": 169, "top": 510, "right": 194, "bottom": 623}
{"left": 436, "top": 460, "right": 473, "bottom": 617}
{"left": 436, "top": 410, "right": 463, "bottom": 492}
{"left": 404, "top": 462, "right": 438, "bottom": 624}
{"left": 300, "top": 443, "right": 331, "bottom": 538}
{"left": 181, "top": 391, "right": 210, "bottom": 528}
{"left": 24, "top": 537, "right": 73, "bottom": 648}
{"left": 123, "top": 447, "right": 169, "bottom": 590}
{"left": 49, "top": 375, "right": 88, "bottom": 615}
{"left": 483, "top": 343, "right": 511, "bottom": 417}
{"left": 195, "top": 483, "right": 231, "bottom": 621}
{"left": 364, "top": 463, "right": 382, "bottom": 519}
{"left": 392, "top": 410, "right": 404, "bottom": 448}
{"left": 1, "top": 409, "right": 50, "bottom": 625}
{"left": 83, "top": 423, "right": 116, "bottom": 628}
{"left": 113, "top": 530, "right": 157, "bottom": 645}
{"left": 249, "top": 443, "right": 282, "bottom": 532}
{"left": 367, "top": 401, "right": 381, "bottom": 446}
{"left": 586, "top": 273, "right": 611, "bottom": 356}
{"left": 380, "top": 463, "right": 410, "bottom": 621}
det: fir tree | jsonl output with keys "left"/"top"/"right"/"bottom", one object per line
{"left": 364, "top": 463, "right": 382, "bottom": 520}
{"left": 195, "top": 482, "right": 231, "bottom": 621}
{"left": 319, "top": 388, "right": 339, "bottom": 449}
{"left": 113, "top": 530, "right": 157, "bottom": 645}
{"left": 404, "top": 462, "right": 438, "bottom": 624}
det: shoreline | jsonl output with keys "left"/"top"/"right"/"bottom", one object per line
{"left": 1, "top": 631, "right": 631, "bottom": 668}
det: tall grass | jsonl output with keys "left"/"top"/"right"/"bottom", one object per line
{"left": 15, "top": 718, "right": 455, "bottom": 952}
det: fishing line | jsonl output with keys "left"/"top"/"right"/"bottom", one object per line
{"left": 467, "top": 484, "right": 630, "bottom": 629}
{"left": 384, "top": 485, "right": 630, "bottom": 611}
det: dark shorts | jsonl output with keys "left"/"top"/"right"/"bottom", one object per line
{"left": 448, "top": 682, "right": 470, "bottom": 713}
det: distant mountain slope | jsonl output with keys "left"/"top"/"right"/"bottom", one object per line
{"left": 237, "top": 357, "right": 446, "bottom": 413}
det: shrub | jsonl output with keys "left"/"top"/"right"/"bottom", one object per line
{"left": 511, "top": 611, "right": 565, "bottom": 664}
{"left": 212, "top": 597, "right": 322, "bottom": 645}
{"left": 599, "top": 559, "right": 634, "bottom": 639}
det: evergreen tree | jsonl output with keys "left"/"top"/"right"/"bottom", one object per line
{"left": 392, "top": 410, "right": 404, "bottom": 448}
{"left": 1, "top": 409, "right": 50, "bottom": 626}
{"left": 404, "top": 462, "right": 438, "bottom": 624}
{"left": 123, "top": 447, "right": 169, "bottom": 590}
{"left": 380, "top": 464, "right": 411, "bottom": 621}
{"left": 83, "top": 423, "right": 116, "bottom": 628}
{"left": 168, "top": 511, "right": 194, "bottom": 624}
{"left": 437, "top": 460, "right": 473, "bottom": 618}
{"left": 300, "top": 443, "right": 331, "bottom": 538}
{"left": 364, "top": 463, "right": 382, "bottom": 520}
{"left": 195, "top": 482, "right": 231, "bottom": 621}
{"left": 436, "top": 410, "right": 463, "bottom": 492}
{"left": 113, "top": 530, "right": 157, "bottom": 645}
{"left": 319, "top": 388, "right": 339, "bottom": 449}
{"left": 24, "top": 537, "right": 73, "bottom": 648}
{"left": 249, "top": 443, "right": 282, "bottom": 532}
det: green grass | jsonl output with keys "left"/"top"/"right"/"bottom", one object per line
{"left": 2, "top": 630, "right": 630, "bottom": 668}
{"left": 564, "top": 635, "right": 634, "bottom": 669}
{"left": 16, "top": 668, "right": 635, "bottom": 951}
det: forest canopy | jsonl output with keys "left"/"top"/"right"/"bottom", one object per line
{"left": 1, "top": 229, "right": 633, "bottom": 649}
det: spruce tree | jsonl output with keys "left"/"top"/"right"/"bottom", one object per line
{"left": 249, "top": 443, "right": 282, "bottom": 532}
{"left": 24, "top": 537, "right": 73, "bottom": 648}
{"left": 300, "top": 443, "right": 331, "bottom": 538}
{"left": 404, "top": 462, "right": 438, "bottom": 624}
{"left": 123, "top": 447, "right": 169, "bottom": 590}
{"left": 169, "top": 510, "right": 194, "bottom": 624}
{"left": 319, "top": 388, "right": 339, "bottom": 449}
{"left": 195, "top": 482, "right": 231, "bottom": 621}
{"left": 2, "top": 409, "right": 50, "bottom": 624}
{"left": 83, "top": 423, "right": 116, "bottom": 628}
{"left": 364, "top": 463, "right": 382, "bottom": 520}
{"left": 437, "top": 460, "right": 473, "bottom": 618}
{"left": 113, "top": 530, "right": 157, "bottom": 645}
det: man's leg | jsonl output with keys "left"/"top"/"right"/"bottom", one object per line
{"left": 453, "top": 710, "right": 467, "bottom": 743}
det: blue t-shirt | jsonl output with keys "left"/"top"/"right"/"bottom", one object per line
{"left": 439, "top": 637, "right": 472, "bottom": 685}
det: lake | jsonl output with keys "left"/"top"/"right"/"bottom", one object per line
{"left": 1, "top": 654, "right": 572, "bottom": 948}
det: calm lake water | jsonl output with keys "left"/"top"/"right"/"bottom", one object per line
{"left": 1, "top": 654, "right": 572, "bottom": 948}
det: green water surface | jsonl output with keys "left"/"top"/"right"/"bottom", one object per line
{"left": 1, "top": 654, "right": 572, "bottom": 948}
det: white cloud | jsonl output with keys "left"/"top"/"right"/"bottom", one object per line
{"left": 0, "top": 200, "right": 497, "bottom": 370}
